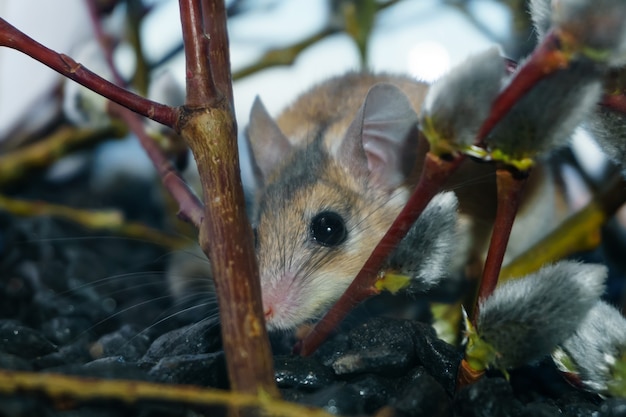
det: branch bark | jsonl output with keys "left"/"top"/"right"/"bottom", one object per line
{"left": 177, "top": 0, "right": 278, "bottom": 397}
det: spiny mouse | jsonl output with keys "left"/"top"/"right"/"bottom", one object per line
{"left": 171, "top": 72, "right": 562, "bottom": 332}
{"left": 246, "top": 72, "right": 559, "bottom": 331}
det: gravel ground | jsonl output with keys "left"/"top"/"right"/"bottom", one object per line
{"left": 1, "top": 170, "right": 625, "bottom": 416}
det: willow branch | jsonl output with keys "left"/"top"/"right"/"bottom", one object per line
{"left": 0, "top": 370, "right": 333, "bottom": 417}
{"left": 475, "top": 31, "right": 568, "bottom": 144}
{"left": 177, "top": 0, "right": 277, "bottom": 397}
{"left": 0, "top": 17, "right": 177, "bottom": 128}
{"left": 109, "top": 104, "right": 204, "bottom": 228}
{"left": 202, "top": 0, "right": 233, "bottom": 105}
{"left": 0, "top": 194, "right": 188, "bottom": 250}
{"left": 179, "top": 0, "right": 218, "bottom": 106}
{"left": 0, "top": 124, "right": 125, "bottom": 186}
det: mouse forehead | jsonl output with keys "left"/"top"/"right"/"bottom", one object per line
{"left": 257, "top": 173, "right": 358, "bottom": 233}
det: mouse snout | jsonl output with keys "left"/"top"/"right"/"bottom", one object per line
{"left": 260, "top": 271, "right": 303, "bottom": 330}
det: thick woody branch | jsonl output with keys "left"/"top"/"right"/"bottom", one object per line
{"left": 177, "top": 0, "right": 277, "bottom": 397}
{"left": 0, "top": 17, "right": 177, "bottom": 128}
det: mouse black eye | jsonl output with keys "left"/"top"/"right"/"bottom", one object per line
{"left": 310, "top": 211, "right": 347, "bottom": 247}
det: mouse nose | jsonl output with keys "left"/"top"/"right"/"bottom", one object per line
{"left": 264, "top": 306, "right": 274, "bottom": 321}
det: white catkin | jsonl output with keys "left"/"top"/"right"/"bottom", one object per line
{"left": 420, "top": 47, "right": 506, "bottom": 147}
{"left": 478, "top": 261, "right": 607, "bottom": 370}
{"left": 560, "top": 301, "right": 626, "bottom": 393}
{"left": 385, "top": 192, "right": 462, "bottom": 292}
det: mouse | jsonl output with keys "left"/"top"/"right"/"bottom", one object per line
{"left": 247, "top": 73, "right": 467, "bottom": 331}
{"left": 171, "top": 72, "right": 563, "bottom": 332}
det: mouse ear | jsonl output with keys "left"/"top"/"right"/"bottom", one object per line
{"left": 246, "top": 96, "right": 292, "bottom": 186}
{"left": 339, "top": 83, "right": 419, "bottom": 191}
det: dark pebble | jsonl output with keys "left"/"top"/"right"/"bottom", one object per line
{"left": 274, "top": 354, "right": 335, "bottom": 390}
{"left": 283, "top": 382, "right": 362, "bottom": 416}
{"left": 148, "top": 352, "right": 228, "bottom": 388}
{"left": 40, "top": 316, "right": 93, "bottom": 346}
{"left": 392, "top": 367, "right": 452, "bottom": 417}
{"left": 0, "top": 352, "right": 33, "bottom": 371}
{"left": 141, "top": 320, "right": 221, "bottom": 364}
{"left": 599, "top": 398, "right": 626, "bottom": 417}
{"left": 89, "top": 324, "right": 151, "bottom": 361}
{"left": 322, "top": 317, "right": 418, "bottom": 377}
{"left": 410, "top": 321, "right": 461, "bottom": 396}
{"left": 454, "top": 377, "right": 524, "bottom": 417}
{"left": 347, "top": 374, "right": 397, "bottom": 414}
{"left": 34, "top": 340, "right": 92, "bottom": 369}
{"left": 52, "top": 356, "right": 152, "bottom": 381}
{"left": 0, "top": 320, "right": 58, "bottom": 359}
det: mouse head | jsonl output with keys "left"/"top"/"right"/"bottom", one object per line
{"left": 247, "top": 83, "right": 420, "bottom": 330}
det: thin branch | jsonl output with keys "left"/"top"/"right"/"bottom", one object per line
{"left": 179, "top": 0, "right": 218, "bottom": 106}
{"left": 82, "top": 4, "right": 203, "bottom": 227}
{"left": 473, "top": 168, "right": 528, "bottom": 320}
{"left": 202, "top": 0, "right": 233, "bottom": 105}
{"left": 0, "top": 124, "right": 125, "bottom": 186}
{"left": 500, "top": 172, "right": 626, "bottom": 281}
{"left": 232, "top": 28, "right": 339, "bottom": 81}
{"left": 475, "top": 31, "right": 568, "bottom": 144}
{"left": 0, "top": 369, "right": 334, "bottom": 417}
{"left": 0, "top": 17, "right": 177, "bottom": 128}
{"left": 0, "top": 194, "right": 188, "bottom": 250}
{"left": 109, "top": 103, "right": 204, "bottom": 228}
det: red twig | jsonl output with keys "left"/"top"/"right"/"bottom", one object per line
{"left": 0, "top": 17, "right": 177, "bottom": 128}
{"left": 179, "top": 0, "right": 218, "bottom": 106}
{"left": 109, "top": 104, "right": 204, "bottom": 228}
{"left": 202, "top": 1, "right": 233, "bottom": 105}
{"left": 86, "top": 0, "right": 126, "bottom": 87}
{"left": 84, "top": 6, "right": 204, "bottom": 228}
{"left": 299, "top": 152, "right": 466, "bottom": 356}
{"left": 474, "top": 169, "right": 528, "bottom": 318}
{"left": 475, "top": 31, "right": 568, "bottom": 144}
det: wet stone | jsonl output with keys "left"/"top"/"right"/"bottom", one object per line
{"left": 392, "top": 367, "right": 452, "bottom": 417}
{"left": 323, "top": 317, "right": 418, "bottom": 377}
{"left": 347, "top": 374, "right": 397, "bottom": 415}
{"left": 148, "top": 352, "right": 228, "bottom": 388}
{"left": 0, "top": 320, "right": 58, "bottom": 359}
{"left": 34, "top": 339, "right": 92, "bottom": 369}
{"left": 89, "top": 324, "right": 151, "bottom": 361}
{"left": 274, "top": 355, "right": 335, "bottom": 390}
{"left": 599, "top": 398, "right": 626, "bottom": 417}
{"left": 410, "top": 321, "right": 461, "bottom": 396}
{"left": 283, "top": 382, "right": 361, "bottom": 416}
{"left": 0, "top": 275, "right": 34, "bottom": 320}
{"left": 454, "top": 377, "right": 525, "bottom": 417}
{"left": 141, "top": 320, "right": 221, "bottom": 364}
{"left": 0, "top": 352, "right": 34, "bottom": 371}
{"left": 40, "top": 316, "right": 93, "bottom": 346}
{"left": 53, "top": 356, "right": 152, "bottom": 381}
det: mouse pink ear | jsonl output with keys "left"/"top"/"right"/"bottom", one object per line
{"left": 246, "top": 96, "right": 292, "bottom": 186}
{"left": 339, "top": 83, "right": 419, "bottom": 191}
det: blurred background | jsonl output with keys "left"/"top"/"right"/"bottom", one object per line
{"left": 0, "top": 0, "right": 548, "bottom": 191}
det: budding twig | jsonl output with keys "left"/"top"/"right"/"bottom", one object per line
{"left": 0, "top": 17, "right": 177, "bottom": 128}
